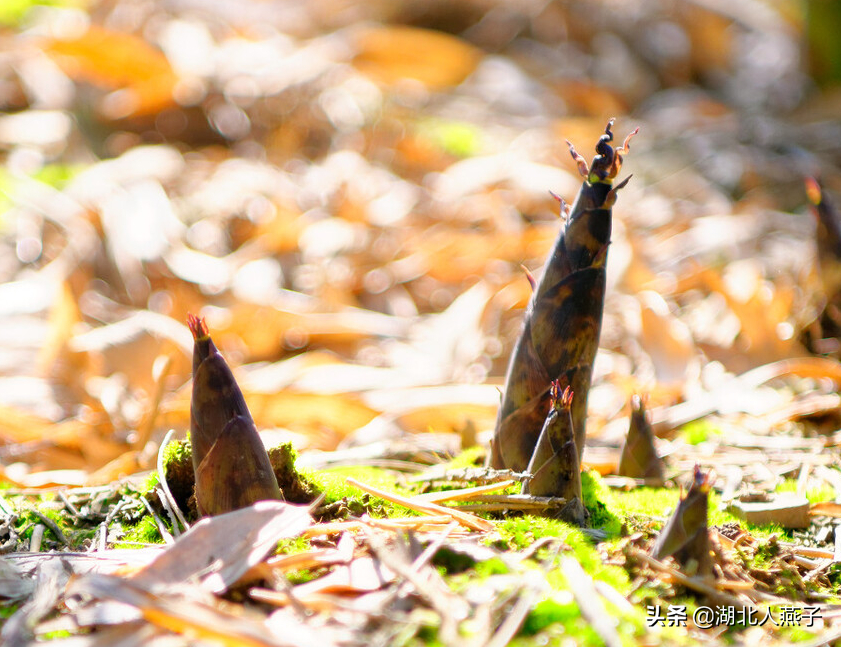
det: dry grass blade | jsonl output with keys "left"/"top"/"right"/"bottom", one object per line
{"left": 561, "top": 557, "right": 623, "bottom": 647}
{"left": 303, "top": 515, "right": 463, "bottom": 538}
{"left": 629, "top": 548, "right": 759, "bottom": 611}
{"left": 448, "top": 494, "right": 569, "bottom": 513}
{"left": 69, "top": 574, "right": 316, "bottom": 647}
{"left": 411, "top": 480, "right": 515, "bottom": 503}
{"left": 1, "top": 559, "right": 69, "bottom": 647}
{"left": 486, "top": 582, "right": 541, "bottom": 647}
{"left": 345, "top": 477, "right": 494, "bottom": 532}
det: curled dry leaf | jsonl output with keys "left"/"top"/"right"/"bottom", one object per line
{"left": 188, "top": 314, "right": 281, "bottom": 516}
{"left": 492, "top": 120, "right": 637, "bottom": 472}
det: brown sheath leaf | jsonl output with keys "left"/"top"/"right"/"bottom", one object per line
{"left": 523, "top": 384, "right": 586, "bottom": 525}
{"left": 651, "top": 466, "right": 712, "bottom": 576}
{"left": 195, "top": 416, "right": 283, "bottom": 517}
{"left": 617, "top": 396, "right": 665, "bottom": 483}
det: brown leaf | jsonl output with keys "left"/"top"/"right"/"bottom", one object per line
{"left": 46, "top": 25, "right": 178, "bottom": 119}
{"left": 353, "top": 26, "right": 482, "bottom": 89}
{"left": 133, "top": 501, "right": 312, "bottom": 594}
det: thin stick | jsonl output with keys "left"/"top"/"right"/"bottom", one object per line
{"left": 57, "top": 491, "right": 81, "bottom": 518}
{"left": 486, "top": 586, "right": 539, "bottom": 647}
{"left": 411, "top": 481, "right": 514, "bottom": 503}
{"left": 345, "top": 477, "right": 494, "bottom": 532}
{"left": 408, "top": 521, "right": 459, "bottom": 575}
{"left": 304, "top": 516, "right": 458, "bottom": 537}
{"left": 410, "top": 467, "right": 529, "bottom": 485}
{"left": 137, "top": 495, "right": 174, "bottom": 545}
{"left": 156, "top": 487, "right": 182, "bottom": 538}
{"left": 630, "top": 548, "right": 758, "bottom": 610}
{"left": 31, "top": 509, "right": 70, "bottom": 547}
{"left": 30, "top": 524, "right": 44, "bottom": 552}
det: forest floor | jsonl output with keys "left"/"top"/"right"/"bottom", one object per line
{"left": 2, "top": 1, "right": 841, "bottom": 645}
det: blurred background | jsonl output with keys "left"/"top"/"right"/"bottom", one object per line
{"left": 1, "top": 0, "right": 840, "bottom": 486}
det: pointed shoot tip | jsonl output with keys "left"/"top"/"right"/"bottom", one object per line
{"left": 805, "top": 177, "right": 822, "bottom": 206}
{"left": 187, "top": 313, "right": 210, "bottom": 341}
{"left": 521, "top": 264, "right": 537, "bottom": 292}
{"left": 566, "top": 141, "right": 590, "bottom": 178}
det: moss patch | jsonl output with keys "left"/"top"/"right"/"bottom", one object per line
{"left": 158, "top": 439, "right": 321, "bottom": 518}
{"left": 267, "top": 443, "right": 321, "bottom": 504}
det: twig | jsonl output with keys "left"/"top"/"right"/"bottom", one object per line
{"left": 31, "top": 509, "right": 70, "bottom": 547}
{"left": 345, "top": 477, "right": 494, "bottom": 532}
{"left": 446, "top": 495, "right": 568, "bottom": 513}
{"left": 408, "top": 521, "right": 459, "bottom": 575}
{"left": 92, "top": 498, "right": 128, "bottom": 551}
{"left": 629, "top": 548, "right": 759, "bottom": 610}
{"left": 518, "top": 536, "right": 567, "bottom": 562}
{"left": 137, "top": 495, "right": 174, "bottom": 545}
{"left": 303, "top": 516, "right": 459, "bottom": 537}
{"left": 411, "top": 481, "right": 515, "bottom": 503}
{"left": 57, "top": 491, "right": 81, "bottom": 519}
{"left": 363, "top": 528, "right": 468, "bottom": 644}
{"left": 155, "top": 487, "right": 182, "bottom": 538}
{"left": 30, "top": 524, "right": 45, "bottom": 552}
{"left": 486, "top": 584, "right": 540, "bottom": 647}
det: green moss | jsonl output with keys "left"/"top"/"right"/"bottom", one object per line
{"left": 141, "top": 471, "right": 160, "bottom": 494}
{"left": 581, "top": 471, "right": 621, "bottom": 534}
{"left": 679, "top": 420, "right": 722, "bottom": 445}
{"left": 276, "top": 535, "right": 311, "bottom": 555}
{"left": 437, "top": 446, "right": 486, "bottom": 471}
{"left": 120, "top": 515, "right": 165, "bottom": 545}
{"left": 311, "top": 466, "right": 417, "bottom": 518}
{"left": 0, "top": 602, "right": 19, "bottom": 619}
{"left": 416, "top": 119, "right": 483, "bottom": 158}
{"left": 491, "top": 515, "right": 581, "bottom": 551}
{"left": 268, "top": 443, "right": 321, "bottom": 504}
